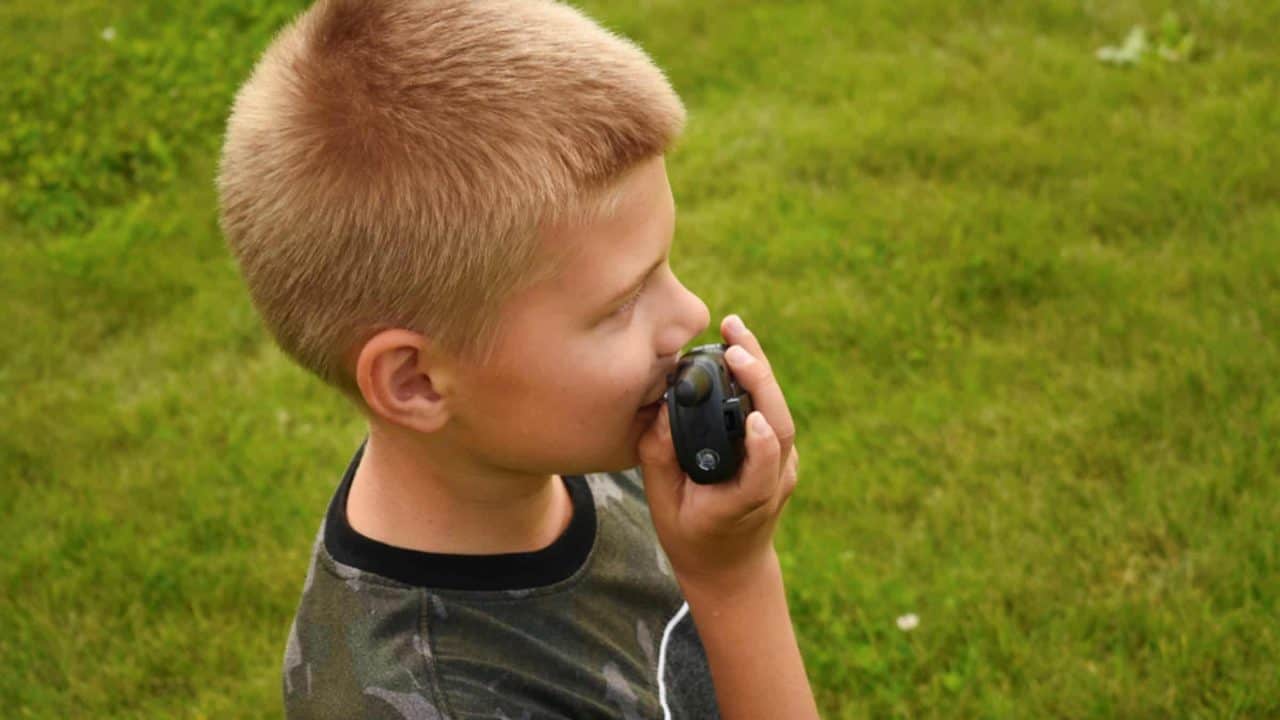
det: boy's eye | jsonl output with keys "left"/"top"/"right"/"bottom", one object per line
{"left": 613, "top": 282, "right": 646, "bottom": 316}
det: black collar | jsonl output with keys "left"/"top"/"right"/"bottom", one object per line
{"left": 324, "top": 440, "right": 596, "bottom": 590}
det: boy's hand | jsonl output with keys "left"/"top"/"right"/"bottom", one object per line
{"left": 637, "top": 314, "right": 800, "bottom": 594}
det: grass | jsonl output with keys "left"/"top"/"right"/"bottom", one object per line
{"left": 3, "top": 0, "right": 1278, "bottom": 716}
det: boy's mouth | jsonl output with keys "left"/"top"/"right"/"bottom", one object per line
{"left": 638, "top": 388, "right": 668, "bottom": 411}
{"left": 637, "top": 374, "right": 674, "bottom": 414}
{"left": 637, "top": 395, "right": 664, "bottom": 416}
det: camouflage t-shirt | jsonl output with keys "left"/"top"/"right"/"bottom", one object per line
{"left": 283, "top": 440, "right": 722, "bottom": 719}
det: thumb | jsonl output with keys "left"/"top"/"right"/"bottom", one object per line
{"left": 636, "top": 407, "right": 684, "bottom": 520}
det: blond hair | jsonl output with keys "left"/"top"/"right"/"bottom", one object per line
{"left": 216, "top": 0, "right": 686, "bottom": 403}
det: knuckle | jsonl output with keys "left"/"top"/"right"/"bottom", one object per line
{"left": 776, "top": 427, "right": 797, "bottom": 453}
{"left": 778, "top": 468, "right": 798, "bottom": 501}
{"left": 743, "top": 490, "right": 773, "bottom": 516}
{"left": 754, "top": 363, "right": 776, "bottom": 385}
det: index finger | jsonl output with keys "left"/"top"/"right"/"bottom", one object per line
{"left": 720, "top": 316, "right": 796, "bottom": 459}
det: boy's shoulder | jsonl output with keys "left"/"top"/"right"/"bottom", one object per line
{"left": 281, "top": 457, "right": 720, "bottom": 719}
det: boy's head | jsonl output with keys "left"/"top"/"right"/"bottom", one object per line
{"left": 217, "top": 0, "right": 709, "bottom": 471}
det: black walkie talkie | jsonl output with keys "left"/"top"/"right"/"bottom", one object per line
{"left": 664, "top": 343, "right": 754, "bottom": 484}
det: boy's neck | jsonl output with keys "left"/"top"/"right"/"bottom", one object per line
{"left": 346, "top": 428, "right": 573, "bottom": 556}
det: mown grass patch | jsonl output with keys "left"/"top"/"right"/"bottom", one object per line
{"left": 3, "top": 1, "right": 1278, "bottom": 716}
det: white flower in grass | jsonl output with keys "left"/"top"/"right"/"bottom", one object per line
{"left": 101, "top": 26, "right": 117, "bottom": 41}
{"left": 896, "top": 613, "right": 920, "bottom": 631}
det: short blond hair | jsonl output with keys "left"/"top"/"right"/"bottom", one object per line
{"left": 216, "top": 0, "right": 686, "bottom": 402}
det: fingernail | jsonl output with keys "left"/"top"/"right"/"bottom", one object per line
{"left": 725, "top": 314, "right": 745, "bottom": 335}
{"left": 725, "top": 345, "right": 755, "bottom": 367}
{"left": 750, "top": 412, "right": 771, "bottom": 436}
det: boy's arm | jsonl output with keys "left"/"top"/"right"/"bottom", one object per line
{"left": 638, "top": 314, "right": 820, "bottom": 720}
{"left": 678, "top": 549, "right": 821, "bottom": 720}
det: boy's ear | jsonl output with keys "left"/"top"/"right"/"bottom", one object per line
{"left": 355, "top": 329, "right": 454, "bottom": 433}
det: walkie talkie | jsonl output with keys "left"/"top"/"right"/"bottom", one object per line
{"left": 664, "top": 343, "right": 755, "bottom": 484}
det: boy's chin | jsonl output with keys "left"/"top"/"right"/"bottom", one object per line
{"left": 547, "top": 416, "right": 652, "bottom": 475}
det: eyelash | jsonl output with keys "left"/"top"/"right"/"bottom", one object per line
{"left": 614, "top": 280, "right": 647, "bottom": 315}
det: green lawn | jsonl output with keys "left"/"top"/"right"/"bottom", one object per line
{"left": 3, "top": 1, "right": 1277, "bottom": 717}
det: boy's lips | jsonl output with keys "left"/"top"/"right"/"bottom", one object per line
{"left": 637, "top": 395, "right": 665, "bottom": 415}
{"left": 639, "top": 388, "right": 668, "bottom": 409}
{"left": 638, "top": 366, "right": 676, "bottom": 411}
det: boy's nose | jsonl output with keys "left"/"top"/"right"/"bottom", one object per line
{"left": 677, "top": 283, "right": 711, "bottom": 342}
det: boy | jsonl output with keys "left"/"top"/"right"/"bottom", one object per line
{"left": 216, "top": 0, "right": 817, "bottom": 717}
